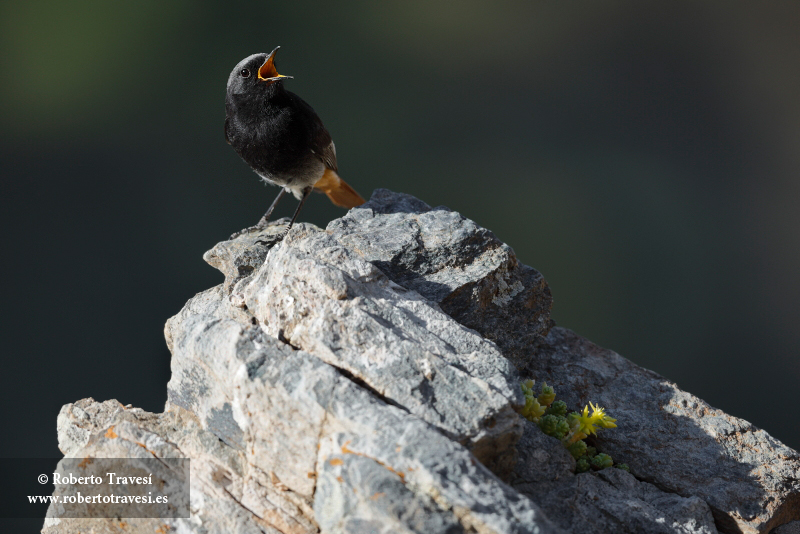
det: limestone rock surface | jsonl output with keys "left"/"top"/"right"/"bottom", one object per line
{"left": 42, "top": 190, "right": 800, "bottom": 534}
{"left": 520, "top": 327, "right": 800, "bottom": 534}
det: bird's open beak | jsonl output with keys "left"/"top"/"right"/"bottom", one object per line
{"left": 258, "top": 47, "right": 292, "bottom": 83}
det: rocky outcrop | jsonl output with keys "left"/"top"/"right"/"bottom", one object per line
{"left": 43, "top": 190, "right": 800, "bottom": 533}
{"left": 519, "top": 327, "right": 800, "bottom": 533}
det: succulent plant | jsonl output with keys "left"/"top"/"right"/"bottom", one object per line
{"left": 521, "top": 379, "right": 622, "bottom": 473}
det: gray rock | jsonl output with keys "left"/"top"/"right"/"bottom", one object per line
{"left": 163, "top": 252, "right": 559, "bottom": 532}
{"left": 522, "top": 326, "right": 800, "bottom": 534}
{"left": 242, "top": 222, "right": 524, "bottom": 473}
{"left": 510, "top": 420, "right": 717, "bottom": 534}
{"left": 42, "top": 190, "right": 799, "bottom": 534}
{"left": 314, "top": 449, "right": 465, "bottom": 534}
{"left": 326, "top": 189, "right": 553, "bottom": 369}
{"left": 202, "top": 219, "right": 289, "bottom": 294}
{"left": 773, "top": 522, "right": 800, "bottom": 534}
{"left": 45, "top": 398, "right": 313, "bottom": 534}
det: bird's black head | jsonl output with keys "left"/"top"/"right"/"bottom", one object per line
{"left": 226, "top": 47, "right": 292, "bottom": 98}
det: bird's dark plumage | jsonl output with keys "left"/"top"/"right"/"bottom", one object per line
{"left": 225, "top": 48, "right": 364, "bottom": 233}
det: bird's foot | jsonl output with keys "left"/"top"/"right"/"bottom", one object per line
{"left": 229, "top": 224, "right": 264, "bottom": 240}
{"left": 255, "top": 229, "right": 289, "bottom": 246}
{"left": 229, "top": 217, "right": 290, "bottom": 241}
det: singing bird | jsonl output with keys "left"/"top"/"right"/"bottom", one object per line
{"left": 224, "top": 47, "right": 365, "bottom": 235}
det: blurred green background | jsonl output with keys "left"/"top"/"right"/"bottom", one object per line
{"left": 2, "top": 0, "right": 799, "bottom": 473}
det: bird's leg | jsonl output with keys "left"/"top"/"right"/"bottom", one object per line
{"left": 286, "top": 186, "right": 313, "bottom": 231}
{"left": 254, "top": 186, "right": 312, "bottom": 245}
{"left": 230, "top": 188, "right": 287, "bottom": 240}
{"left": 257, "top": 188, "right": 286, "bottom": 226}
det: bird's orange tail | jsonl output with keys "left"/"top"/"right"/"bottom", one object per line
{"left": 314, "top": 168, "right": 366, "bottom": 208}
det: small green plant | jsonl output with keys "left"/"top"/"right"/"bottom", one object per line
{"left": 539, "top": 414, "right": 570, "bottom": 440}
{"left": 520, "top": 380, "right": 546, "bottom": 422}
{"left": 591, "top": 453, "right": 613, "bottom": 470}
{"left": 576, "top": 457, "right": 591, "bottom": 473}
{"left": 546, "top": 400, "right": 568, "bottom": 417}
{"left": 566, "top": 440, "right": 587, "bottom": 459}
{"left": 538, "top": 382, "right": 556, "bottom": 407}
{"left": 520, "top": 380, "right": 624, "bottom": 473}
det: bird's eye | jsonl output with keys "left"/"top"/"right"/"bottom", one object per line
{"left": 240, "top": 68, "right": 251, "bottom": 78}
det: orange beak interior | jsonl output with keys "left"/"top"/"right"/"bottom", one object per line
{"left": 258, "top": 49, "right": 290, "bottom": 81}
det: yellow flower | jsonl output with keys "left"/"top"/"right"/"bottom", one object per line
{"left": 590, "top": 402, "right": 617, "bottom": 429}
{"left": 577, "top": 402, "right": 617, "bottom": 436}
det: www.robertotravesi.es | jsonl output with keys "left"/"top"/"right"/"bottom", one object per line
{"left": 29, "top": 493, "right": 168, "bottom": 504}
{"left": 32, "top": 471, "right": 169, "bottom": 505}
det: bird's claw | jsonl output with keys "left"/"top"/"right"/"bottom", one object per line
{"left": 256, "top": 231, "right": 288, "bottom": 245}
{"left": 255, "top": 230, "right": 288, "bottom": 247}
{"left": 230, "top": 227, "right": 258, "bottom": 240}
{"left": 229, "top": 221, "right": 271, "bottom": 240}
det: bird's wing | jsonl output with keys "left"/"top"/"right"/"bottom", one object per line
{"left": 295, "top": 95, "right": 338, "bottom": 172}
{"left": 313, "top": 138, "right": 338, "bottom": 173}
{"left": 309, "top": 119, "right": 337, "bottom": 172}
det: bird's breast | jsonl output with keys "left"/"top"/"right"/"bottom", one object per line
{"left": 229, "top": 107, "right": 313, "bottom": 174}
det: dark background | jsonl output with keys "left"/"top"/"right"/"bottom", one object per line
{"left": 2, "top": 2, "right": 799, "bottom": 528}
